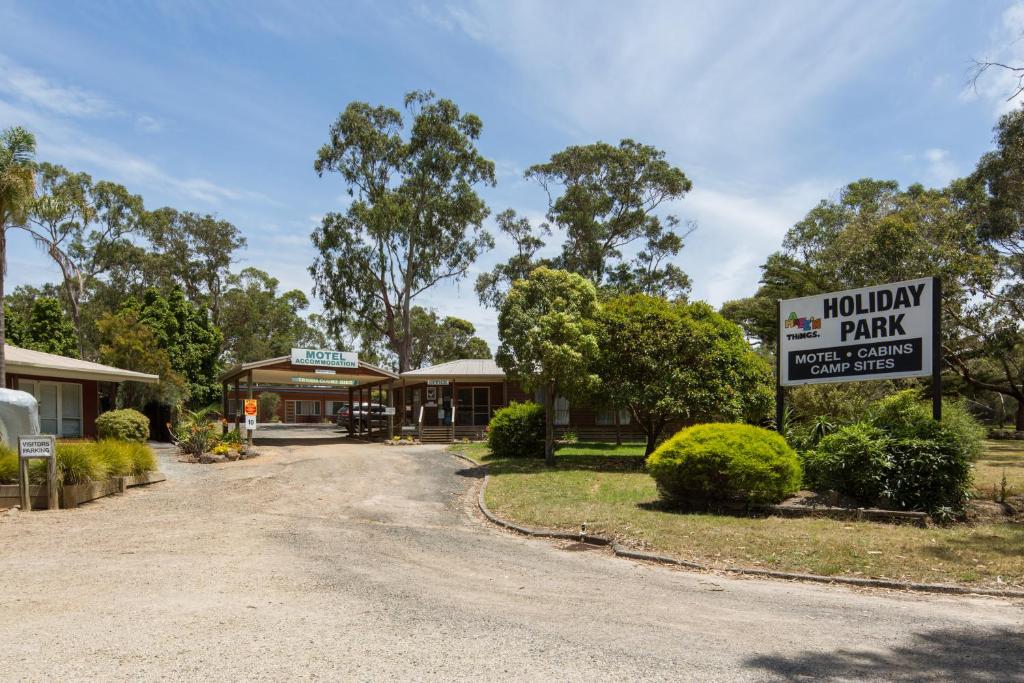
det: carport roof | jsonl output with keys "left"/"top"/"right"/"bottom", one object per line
{"left": 219, "top": 354, "right": 398, "bottom": 388}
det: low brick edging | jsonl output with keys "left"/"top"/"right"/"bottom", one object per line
{"left": 448, "top": 451, "right": 1024, "bottom": 600}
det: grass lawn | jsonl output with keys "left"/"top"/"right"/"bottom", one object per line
{"left": 450, "top": 440, "right": 1024, "bottom": 589}
{"left": 975, "top": 440, "right": 1024, "bottom": 500}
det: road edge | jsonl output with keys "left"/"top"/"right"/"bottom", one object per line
{"left": 448, "top": 450, "right": 1024, "bottom": 600}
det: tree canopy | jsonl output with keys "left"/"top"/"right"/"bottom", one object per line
{"left": 496, "top": 266, "right": 601, "bottom": 463}
{"left": 311, "top": 90, "right": 496, "bottom": 372}
{"left": 597, "top": 294, "right": 773, "bottom": 454}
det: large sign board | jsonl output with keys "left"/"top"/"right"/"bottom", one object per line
{"left": 290, "top": 348, "right": 358, "bottom": 369}
{"left": 779, "top": 278, "right": 936, "bottom": 387}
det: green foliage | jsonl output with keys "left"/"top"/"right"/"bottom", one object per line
{"left": 488, "top": 401, "right": 546, "bottom": 459}
{"left": 597, "top": 294, "right": 774, "bottom": 454}
{"left": 95, "top": 408, "right": 150, "bottom": 442}
{"left": 496, "top": 267, "right": 601, "bottom": 463}
{"left": 475, "top": 209, "right": 553, "bottom": 309}
{"left": 121, "top": 441, "right": 156, "bottom": 476}
{"left": 97, "top": 308, "right": 186, "bottom": 409}
{"left": 526, "top": 139, "right": 692, "bottom": 296}
{"left": 0, "top": 444, "right": 17, "bottom": 483}
{"left": 311, "top": 90, "right": 496, "bottom": 372}
{"left": 172, "top": 407, "right": 220, "bottom": 458}
{"left": 646, "top": 423, "right": 802, "bottom": 506}
{"left": 809, "top": 391, "right": 980, "bottom": 514}
{"left": 220, "top": 267, "right": 322, "bottom": 363}
{"left": 50, "top": 442, "right": 108, "bottom": 485}
{"left": 4, "top": 297, "right": 78, "bottom": 356}
{"left": 408, "top": 306, "right": 491, "bottom": 369}
{"left": 257, "top": 392, "right": 281, "bottom": 422}
{"left": 220, "top": 428, "right": 243, "bottom": 446}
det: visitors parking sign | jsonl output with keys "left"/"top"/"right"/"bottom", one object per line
{"left": 778, "top": 278, "right": 937, "bottom": 386}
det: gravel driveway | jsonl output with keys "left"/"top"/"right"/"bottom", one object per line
{"left": 0, "top": 442, "right": 1020, "bottom": 681}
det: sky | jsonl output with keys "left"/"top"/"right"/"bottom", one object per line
{"left": 2, "top": 0, "right": 1023, "bottom": 350}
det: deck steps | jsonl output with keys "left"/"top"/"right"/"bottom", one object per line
{"left": 419, "top": 426, "right": 454, "bottom": 443}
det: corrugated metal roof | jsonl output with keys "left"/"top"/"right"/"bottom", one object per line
{"left": 5, "top": 345, "right": 160, "bottom": 383}
{"left": 401, "top": 358, "right": 506, "bottom": 378}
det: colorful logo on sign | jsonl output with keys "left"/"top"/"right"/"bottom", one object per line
{"left": 785, "top": 312, "right": 822, "bottom": 332}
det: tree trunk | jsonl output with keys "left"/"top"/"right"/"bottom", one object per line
{"left": 544, "top": 383, "right": 555, "bottom": 466}
{"left": 1016, "top": 399, "right": 1024, "bottom": 432}
{"left": 0, "top": 228, "right": 5, "bottom": 387}
{"left": 614, "top": 405, "right": 622, "bottom": 446}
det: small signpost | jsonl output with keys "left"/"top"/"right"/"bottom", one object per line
{"left": 18, "top": 435, "right": 57, "bottom": 511}
{"left": 244, "top": 399, "right": 258, "bottom": 446}
{"left": 776, "top": 277, "right": 941, "bottom": 432}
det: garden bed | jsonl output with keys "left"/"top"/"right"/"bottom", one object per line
{"left": 451, "top": 440, "right": 1024, "bottom": 590}
{"left": 0, "top": 471, "right": 166, "bottom": 510}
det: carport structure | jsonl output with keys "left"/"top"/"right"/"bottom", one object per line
{"left": 219, "top": 355, "right": 398, "bottom": 437}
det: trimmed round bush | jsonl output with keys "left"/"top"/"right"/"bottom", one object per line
{"left": 807, "top": 423, "right": 891, "bottom": 503}
{"left": 96, "top": 409, "right": 150, "bottom": 442}
{"left": 487, "top": 401, "right": 546, "bottom": 459}
{"left": 646, "top": 423, "right": 802, "bottom": 506}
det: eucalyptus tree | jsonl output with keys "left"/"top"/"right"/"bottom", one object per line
{"left": 525, "top": 139, "right": 693, "bottom": 294}
{"left": 29, "top": 163, "right": 145, "bottom": 357}
{"left": 310, "top": 90, "right": 495, "bottom": 373}
{"left": 0, "top": 126, "right": 37, "bottom": 384}
{"left": 475, "top": 208, "right": 552, "bottom": 309}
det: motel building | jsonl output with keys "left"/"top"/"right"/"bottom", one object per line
{"left": 3, "top": 344, "right": 159, "bottom": 439}
{"left": 222, "top": 348, "right": 643, "bottom": 444}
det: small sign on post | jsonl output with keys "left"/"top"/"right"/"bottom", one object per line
{"left": 18, "top": 435, "right": 57, "bottom": 511}
{"left": 243, "top": 399, "right": 258, "bottom": 445}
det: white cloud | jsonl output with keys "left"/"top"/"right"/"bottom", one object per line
{"left": 922, "top": 148, "right": 957, "bottom": 186}
{"left": 0, "top": 53, "right": 116, "bottom": 117}
{"left": 964, "top": 0, "right": 1024, "bottom": 115}
{"left": 135, "top": 114, "right": 163, "bottom": 133}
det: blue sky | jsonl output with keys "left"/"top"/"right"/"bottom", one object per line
{"left": 2, "top": 0, "right": 1023, "bottom": 349}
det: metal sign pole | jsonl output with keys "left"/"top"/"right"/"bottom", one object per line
{"left": 775, "top": 298, "right": 785, "bottom": 435}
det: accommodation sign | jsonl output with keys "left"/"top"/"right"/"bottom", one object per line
{"left": 290, "top": 348, "right": 358, "bottom": 369}
{"left": 778, "top": 277, "right": 935, "bottom": 386}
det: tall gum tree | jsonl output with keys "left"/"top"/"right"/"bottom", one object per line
{"left": 311, "top": 91, "right": 495, "bottom": 373}
{"left": 525, "top": 139, "right": 693, "bottom": 296}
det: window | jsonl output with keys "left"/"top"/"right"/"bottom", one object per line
{"left": 17, "top": 380, "right": 83, "bottom": 438}
{"left": 596, "top": 407, "right": 631, "bottom": 426}
{"left": 456, "top": 387, "right": 492, "bottom": 426}
{"left": 290, "top": 400, "right": 321, "bottom": 416}
{"left": 327, "top": 401, "right": 348, "bottom": 416}
{"left": 554, "top": 396, "right": 570, "bottom": 426}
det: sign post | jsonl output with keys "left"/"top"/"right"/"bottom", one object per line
{"left": 244, "top": 398, "right": 258, "bottom": 448}
{"left": 777, "top": 277, "right": 941, "bottom": 432}
{"left": 18, "top": 435, "right": 57, "bottom": 511}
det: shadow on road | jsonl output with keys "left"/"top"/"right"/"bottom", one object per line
{"left": 744, "top": 626, "right": 1024, "bottom": 682}
{"left": 253, "top": 436, "right": 355, "bottom": 447}
{"left": 454, "top": 465, "right": 486, "bottom": 479}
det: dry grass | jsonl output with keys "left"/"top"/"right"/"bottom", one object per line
{"left": 974, "top": 440, "right": 1024, "bottom": 500}
{"left": 450, "top": 440, "right": 1024, "bottom": 589}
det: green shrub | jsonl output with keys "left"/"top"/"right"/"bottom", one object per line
{"left": 49, "top": 443, "right": 108, "bottom": 485}
{"left": 173, "top": 408, "right": 220, "bottom": 458}
{"left": 0, "top": 444, "right": 17, "bottom": 484}
{"left": 220, "top": 428, "right": 243, "bottom": 446}
{"left": 487, "top": 401, "right": 546, "bottom": 459}
{"left": 808, "top": 391, "right": 979, "bottom": 514}
{"left": 810, "top": 424, "right": 892, "bottom": 501}
{"left": 94, "top": 439, "right": 133, "bottom": 477}
{"left": 124, "top": 441, "right": 157, "bottom": 475}
{"left": 258, "top": 392, "right": 281, "bottom": 421}
{"left": 646, "top": 423, "right": 802, "bottom": 506}
{"left": 95, "top": 409, "right": 150, "bottom": 442}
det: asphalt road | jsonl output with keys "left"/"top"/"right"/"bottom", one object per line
{"left": 0, "top": 442, "right": 1020, "bottom": 681}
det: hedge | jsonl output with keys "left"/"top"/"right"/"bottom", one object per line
{"left": 488, "top": 401, "right": 546, "bottom": 459}
{"left": 95, "top": 409, "right": 150, "bottom": 442}
{"left": 646, "top": 423, "right": 802, "bottom": 506}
